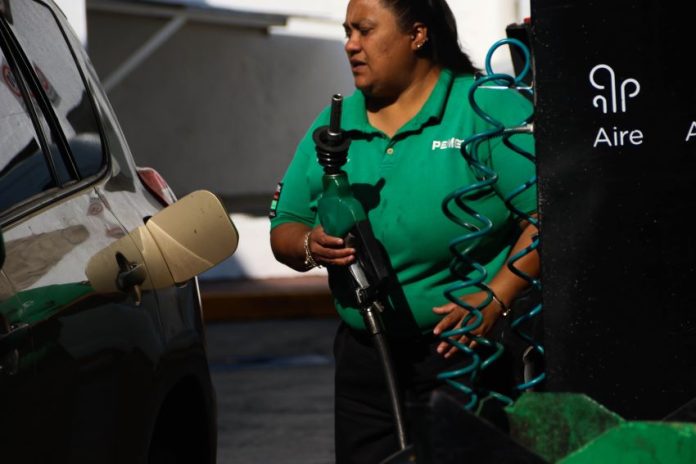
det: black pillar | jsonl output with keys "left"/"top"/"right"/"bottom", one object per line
{"left": 533, "top": 0, "right": 696, "bottom": 419}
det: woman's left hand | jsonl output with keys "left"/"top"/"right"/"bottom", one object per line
{"left": 432, "top": 292, "right": 505, "bottom": 358}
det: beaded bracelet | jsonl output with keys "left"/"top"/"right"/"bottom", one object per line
{"left": 303, "top": 231, "right": 320, "bottom": 269}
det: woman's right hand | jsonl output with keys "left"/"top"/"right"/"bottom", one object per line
{"left": 306, "top": 225, "right": 356, "bottom": 267}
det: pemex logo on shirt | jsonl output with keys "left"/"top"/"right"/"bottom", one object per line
{"left": 431, "top": 137, "right": 465, "bottom": 151}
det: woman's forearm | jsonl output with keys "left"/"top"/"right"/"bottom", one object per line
{"left": 270, "top": 222, "right": 313, "bottom": 272}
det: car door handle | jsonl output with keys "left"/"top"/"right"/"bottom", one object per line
{"left": 115, "top": 252, "right": 146, "bottom": 305}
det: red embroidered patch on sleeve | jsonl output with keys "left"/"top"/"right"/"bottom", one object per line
{"left": 269, "top": 182, "right": 283, "bottom": 218}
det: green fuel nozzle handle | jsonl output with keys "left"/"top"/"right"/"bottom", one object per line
{"left": 314, "top": 94, "right": 390, "bottom": 306}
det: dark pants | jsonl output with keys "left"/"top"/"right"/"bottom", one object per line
{"left": 332, "top": 293, "right": 542, "bottom": 464}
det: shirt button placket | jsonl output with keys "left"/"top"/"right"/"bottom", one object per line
{"left": 380, "top": 140, "right": 396, "bottom": 172}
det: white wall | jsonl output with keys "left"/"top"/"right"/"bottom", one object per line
{"left": 449, "top": 0, "right": 522, "bottom": 72}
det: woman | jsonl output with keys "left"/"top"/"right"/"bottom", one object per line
{"left": 270, "top": 0, "right": 539, "bottom": 462}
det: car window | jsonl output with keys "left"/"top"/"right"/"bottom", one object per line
{"left": 5, "top": 0, "right": 105, "bottom": 180}
{"left": 0, "top": 50, "right": 56, "bottom": 213}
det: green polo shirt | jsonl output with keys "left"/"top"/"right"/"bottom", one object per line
{"left": 271, "top": 69, "right": 536, "bottom": 334}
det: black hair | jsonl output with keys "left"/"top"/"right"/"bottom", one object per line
{"left": 380, "top": 0, "right": 478, "bottom": 74}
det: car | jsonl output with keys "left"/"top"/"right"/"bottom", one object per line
{"left": 0, "top": 1, "right": 237, "bottom": 462}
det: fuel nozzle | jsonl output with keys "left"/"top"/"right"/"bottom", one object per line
{"left": 314, "top": 94, "right": 351, "bottom": 175}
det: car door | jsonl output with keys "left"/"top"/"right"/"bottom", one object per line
{"left": 0, "top": 22, "right": 53, "bottom": 462}
{"left": 0, "top": 2, "right": 167, "bottom": 462}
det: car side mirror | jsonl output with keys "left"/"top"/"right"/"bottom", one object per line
{"left": 86, "top": 190, "right": 238, "bottom": 292}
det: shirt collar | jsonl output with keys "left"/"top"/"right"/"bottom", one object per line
{"left": 341, "top": 68, "right": 454, "bottom": 135}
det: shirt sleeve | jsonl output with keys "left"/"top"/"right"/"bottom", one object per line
{"left": 269, "top": 108, "right": 330, "bottom": 229}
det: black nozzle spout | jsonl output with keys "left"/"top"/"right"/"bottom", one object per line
{"left": 314, "top": 94, "right": 351, "bottom": 175}
{"left": 328, "top": 94, "right": 343, "bottom": 139}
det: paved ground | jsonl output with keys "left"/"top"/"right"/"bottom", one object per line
{"left": 197, "top": 214, "right": 337, "bottom": 460}
{"left": 205, "top": 317, "right": 341, "bottom": 464}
